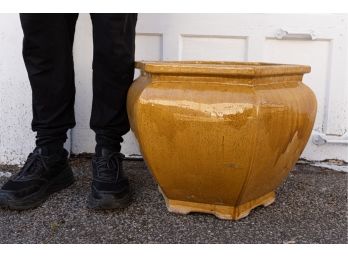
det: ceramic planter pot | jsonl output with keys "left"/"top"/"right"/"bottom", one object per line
{"left": 127, "top": 61, "right": 317, "bottom": 220}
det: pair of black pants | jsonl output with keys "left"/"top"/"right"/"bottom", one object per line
{"left": 20, "top": 14, "right": 137, "bottom": 152}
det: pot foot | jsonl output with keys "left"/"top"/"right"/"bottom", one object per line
{"left": 159, "top": 188, "right": 275, "bottom": 220}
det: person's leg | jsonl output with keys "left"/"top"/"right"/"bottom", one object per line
{"left": 21, "top": 13, "right": 78, "bottom": 153}
{"left": 0, "top": 14, "right": 78, "bottom": 210}
{"left": 87, "top": 13, "right": 137, "bottom": 209}
{"left": 90, "top": 13, "right": 137, "bottom": 154}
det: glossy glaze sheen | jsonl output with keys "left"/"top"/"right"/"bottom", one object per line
{"left": 127, "top": 61, "right": 317, "bottom": 220}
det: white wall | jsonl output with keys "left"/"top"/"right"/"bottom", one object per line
{"left": 0, "top": 14, "right": 347, "bottom": 165}
{"left": 0, "top": 14, "right": 34, "bottom": 164}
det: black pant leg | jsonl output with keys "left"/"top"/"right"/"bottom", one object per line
{"left": 90, "top": 13, "right": 137, "bottom": 152}
{"left": 20, "top": 13, "right": 78, "bottom": 148}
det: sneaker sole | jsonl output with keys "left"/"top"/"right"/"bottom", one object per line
{"left": 87, "top": 192, "right": 131, "bottom": 210}
{"left": 1, "top": 166, "right": 75, "bottom": 210}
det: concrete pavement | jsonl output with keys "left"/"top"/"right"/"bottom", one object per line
{"left": 0, "top": 156, "right": 347, "bottom": 243}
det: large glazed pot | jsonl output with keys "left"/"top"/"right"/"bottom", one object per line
{"left": 127, "top": 61, "right": 317, "bottom": 220}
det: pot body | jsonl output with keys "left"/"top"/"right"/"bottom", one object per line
{"left": 127, "top": 61, "right": 317, "bottom": 220}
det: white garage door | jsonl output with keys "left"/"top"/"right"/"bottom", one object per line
{"left": 1, "top": 14, "right": 347, "bottom": 164}
{"left": 72, "top": 14, "right": 348, "bottom": 161}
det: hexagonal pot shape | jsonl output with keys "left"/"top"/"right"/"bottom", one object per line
{"left": 127, "top": 61, "right": 317, "bottom": 220}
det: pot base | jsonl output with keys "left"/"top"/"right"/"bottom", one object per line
{"left": 159, "top": 187, "right": 276, "bottom": 220}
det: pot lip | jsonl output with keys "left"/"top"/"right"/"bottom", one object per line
{"left": 135, "top": 61, "right": 311, "bottom": 77}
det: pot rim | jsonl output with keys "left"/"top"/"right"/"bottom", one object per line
{"left": 135, "top": 61, "right": 311, "bottom": 77}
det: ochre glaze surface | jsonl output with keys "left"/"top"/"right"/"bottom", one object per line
{"left": 127, "top": 61, "right": 317, "bottom": 220}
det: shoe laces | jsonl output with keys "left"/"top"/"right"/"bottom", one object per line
{"left": 95, "top": 152, "right": 121, "bottom": 182}
{"left": 12, "top": 151, "right": 49, "bottom": 180}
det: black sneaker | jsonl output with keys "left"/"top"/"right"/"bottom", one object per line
{"left": 87, "top": 148, "right": 131, "bottom": 209}
{"left": 0, "top": 147, "right": 75, "bottom": 210}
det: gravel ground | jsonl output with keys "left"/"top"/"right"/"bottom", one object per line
{"left": 0, "top": 156, "right": 347, "bottom": 244}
